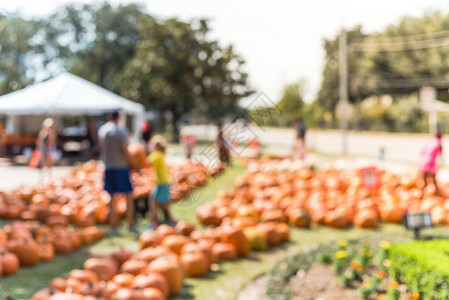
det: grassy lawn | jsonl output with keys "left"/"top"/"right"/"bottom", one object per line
{"left": 2, "top": 162, "right": 449, "bottom": 300}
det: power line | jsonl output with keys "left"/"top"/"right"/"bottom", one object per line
{"left": 350, "top": 36, "right": 449, "bottom": 52}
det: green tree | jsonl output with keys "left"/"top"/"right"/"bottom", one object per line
{"left": 118, "top": 17, "right": 252, "bottom": 141}
{"left": 45, "top": 2, "right": 146, "bottom": 89}
{"left": 277, "top": 81, "right": 305, "bottom": 126}
{"left": 0, "top": 14, "right": 42, "bottom": 95}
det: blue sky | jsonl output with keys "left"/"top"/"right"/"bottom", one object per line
{"left": 2, "top": 0, "right": 449, "bottom": 103}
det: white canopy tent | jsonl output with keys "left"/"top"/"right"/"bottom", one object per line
{"left": 0, "top": 72, "right": 145, "bottom": 137}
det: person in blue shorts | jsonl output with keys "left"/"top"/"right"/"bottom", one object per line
{"left": 98, "top": 110, "right": 137, "bottom": 235}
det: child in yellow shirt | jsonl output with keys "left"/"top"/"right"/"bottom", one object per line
{"left": 148, "top": 135, "right": 176, "bottom": 229}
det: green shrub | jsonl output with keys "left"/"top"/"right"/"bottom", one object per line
{"left": 390, "top": 240, "right": 449, "bottom": 299}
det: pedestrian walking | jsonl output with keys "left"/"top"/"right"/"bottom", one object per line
{"left": 419, "top": 131, "right": 443, "bottom": 196}
{"left": 36, "top": 117, "right": 57, "bottom": 181}
{"left": 147, "top": 135, "right": 176, "bottom": 229}
{"left": 217, "top": 123, "right": 231, "bottom": 166}
{"left": 98, "top": 110, "right": 137, "bottom": 235}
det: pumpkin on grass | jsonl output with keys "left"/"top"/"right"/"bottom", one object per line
{"left": 243, "top": 227, "right": 268, "bottom": 251}
{"left": 147, "top": 255, "right": 183, "bottom": 297}
{"left": 0, "top": 251, "right": 19, "bottom": 275}
{"left": 133, "top": 273, "right": 169, "bottom": 298}
{"left": 83, "top": 257, "right": 118, "bottom": 281}
{"left": 288, "top": 209, "right": 311, "bottom": 228}
{"left": 7, "top": 238, "right": 40, "bottom": 267}
{"left": 120, "top": 259, "right": 147, "bottom": 276}
{"left": 211, "top": 243, "right": 237, "bottom": 261}
{"left": 220, "top": 225, "right": 250, "bottom": 257}
{"left": 139, "top": 231, "right": 163, "bottom": 250}
{"left": 161, "top": 235, "right": 191, "bottom": 255}
{"left": 180, "top": 252, "right": 209, "bottom": 277}
{"left": 111, "top": 248, "right": 134, "bottom": 267}
{"left": 353, "top": 209, "right": 378, "bottom": 228}
{"left": 69, "top": 269, "right": 99, "bottom": 283}
{"left": 113, "top": 273, "right": 136, "bottom": 287}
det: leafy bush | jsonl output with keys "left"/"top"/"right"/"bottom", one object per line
{"left": 390, "top": 240, "right": 449, "bottom": 299}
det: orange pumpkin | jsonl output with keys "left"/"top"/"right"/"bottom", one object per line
{"left": 38, "top": 242, "right": 55, "bottom": 262}
{"left": 353, "top": 209, "right": 379, "bottom": 228}
{"left": 196, "top": 204, "right": 220, "bottom": 226}
{"left": 139, "top": 231, "right": 163, "bottom": 250}
{"left": 175, "top": 220, "right": 196, "bottom": 236}
{"left": 275, "top": 223, "right": 290, "bottom": 243}
{"left": 220, "top": 225, "right": 250, "bottom": 257}
{"left": 31, "top": 288, "right": 56, "bottom": 300}
{"left": 260, "top": 209, "right": 286, "bottom": 223}
{"left": 156, "top": 224, "right": 177, "bottom": 238}
{"left": 257, "top": 223, "right": 280, "bottom": 247}
{"left": 83, "top": 257, "right": 118, "bottom": 281}
{"left": 180, "top": 252, "right": 209, "bottom": 277}
{"left": 69, "top": 269, "right": 100, "bottom": 283}
{"left": 49, "top": 292, "right": 84, "bottom": 300}
{"left": 147, "top": 255, "right": 184, "bottom": 296}
{"left": 111, "top": 248, "right": 134, "bottom": 267}
{"left": 161, "top": 235, "right": 191, "bottom": 255}
{"left": 120, "top": 259, "right": 147, "bottom": 276}
{"left": 142, "top": 288, "right": 165, "bottom": 300}
{"left": 113, "top": 273, "right": 136, "bottom": 287}
{"left": 7, "top": 238, "right": 40, "bottom": 267}
{"left": 288, "top": 209, "right": 311, "bottom": 228}
{"left": 211, "top": 243, "right": 237, "bottom": 261}
{"left": 133, "top": 273, "right": 169, "bottom": 298}
{"left": 137, "top": 246, "right": 173, "bottom": 263}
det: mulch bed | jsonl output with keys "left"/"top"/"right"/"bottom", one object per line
{"left": 289, "top": 264, "right": 410, "bottom": 300}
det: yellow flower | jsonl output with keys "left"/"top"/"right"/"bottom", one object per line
{"left": 388, "top": 281, "right": 399, "bottom": 289}
{"left": 338, "top": 239, "right": 348, "bottom": 247}
{"left": 378, "top": 295, "right": 386, "bottom": 300}
{"left": 363, "top": 280, "right": 369, "bottom": 287}
{"left": 367, "top": 250, "right": 374, "bottom": 257}
{"left": 336, "top": 250, "right": 347, "bottom": 259}
{"left": 380, "top": 241, "right": 391, "bottom": 249}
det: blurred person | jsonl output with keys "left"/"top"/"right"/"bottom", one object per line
{"left": 181, "top": 133, "right": 196, "bottom": 161}
{"left": 141, "top": 120, "right": 152, "bottom": 154}
{"left": 86, "top": 120, "right": 99, "bottom": 156}
{"left": 419, "top": 131, "right": 443, "bottom": 196}
{"left": 98, "top": 110, "right": 137, "bottom": 235}
{"left": 296, "top": 118, "right": 307, "bottom": 141}
{"left": 36, "top": 117, "right": 57, "bottom": 180}
{"left": 217, "top": 123, "right": 231, "bottom": 166}
{"left": 147, "top": 135, "right": 176, "bottom": 229}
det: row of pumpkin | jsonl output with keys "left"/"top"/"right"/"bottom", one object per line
{"left": 0, "top": 160, "right": 223, "bottom": 227}
{"left": 197, "top": 159, "right": 449, "bottom": 229}
{"left": 0, "top": 221, "right": 104, "bottom": 277}
{"left": 31, "top": 221, "right": 290, "bottom": 300}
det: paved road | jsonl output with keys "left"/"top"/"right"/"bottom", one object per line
{"left": 183, "top": 125, "right": 444, "bottom": 164}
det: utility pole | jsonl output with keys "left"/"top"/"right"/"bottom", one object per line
{"left": 339, "top": 29, "right": 348, "bottom": 155}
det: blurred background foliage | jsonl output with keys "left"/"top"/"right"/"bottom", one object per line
{"left": 3, "top": 3, "right": 449, "bottom": 133}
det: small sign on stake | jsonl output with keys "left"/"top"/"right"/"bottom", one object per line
{"left": 359, "top": 166, "right": 380, "bottom": 189}
{"left": 403, "top": 212, "right": 433, "bottom": 239}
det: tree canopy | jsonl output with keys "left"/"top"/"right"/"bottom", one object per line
{"left": 0, "top": 2, "right": 253, "bottom": 140}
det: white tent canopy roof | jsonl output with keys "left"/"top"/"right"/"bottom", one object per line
{"left": 0, "top": 72, "right": 144, "bottom": 116}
